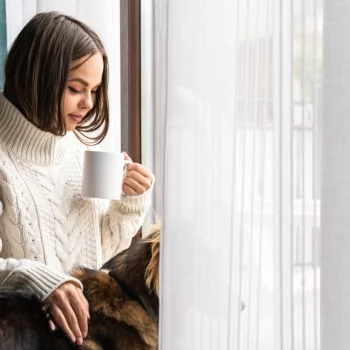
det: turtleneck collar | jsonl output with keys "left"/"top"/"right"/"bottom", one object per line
{"left": 0, "top": 92, "right": 75, "bottom": 165}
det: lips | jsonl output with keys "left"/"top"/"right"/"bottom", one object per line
{"left": 68, "top": 114, "right": 84, "bottom": 123}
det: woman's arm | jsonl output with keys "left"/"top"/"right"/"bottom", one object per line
{"left": 101, "top": 154, "right": 154, "bottom": 261}
{"left": 0, "top": 256, "right": 83, "bottom": 299}
{"left": 0, "top": 204, "right": 88, "bottom": 346}
{"left": 101, "top": 182, "right": 154, "bottom": 261}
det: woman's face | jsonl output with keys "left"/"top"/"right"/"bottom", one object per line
{"left": 63, "top": 53, "right": 103, "bottom": 131}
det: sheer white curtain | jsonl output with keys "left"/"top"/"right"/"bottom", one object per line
{"left": 144, "top": 0, "right": 323, "bottom": 349}
{"left": 5, "top": 0, "right": 121, "bottom": 152}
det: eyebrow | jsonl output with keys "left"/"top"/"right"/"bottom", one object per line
{"left": 68, "top": 78, "right": 101, "bottom": 88}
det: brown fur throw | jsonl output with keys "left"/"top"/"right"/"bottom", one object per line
{"left": 0, "top": 226, "right": 160, "bottom": 350}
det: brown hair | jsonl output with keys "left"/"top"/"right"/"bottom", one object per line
{"left": 3, "top": 11, "right": 109, "bottom": 145}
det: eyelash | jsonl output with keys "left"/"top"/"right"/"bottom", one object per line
{"left": 68, "top": 87, "right": 98, "bottom": 95}
{"left": 68, "top": 87, "right": 81, "bottom": 94}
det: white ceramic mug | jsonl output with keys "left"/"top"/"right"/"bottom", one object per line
{"left": 81, "top": 150, "right": 132, "bottom": 200}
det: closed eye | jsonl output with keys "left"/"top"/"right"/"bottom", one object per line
{"left": 68, "top": 86, "right": 81, "bottom": 94}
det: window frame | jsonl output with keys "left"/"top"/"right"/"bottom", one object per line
{"left": 120, "top": 0, "right": 141, "bottom": 164}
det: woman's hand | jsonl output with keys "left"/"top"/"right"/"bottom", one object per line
{"left": 43, "top": 282, "right": 89, "bottom": 345}
{"left": 122, "top": 152, "right": 153, "bottom": 196}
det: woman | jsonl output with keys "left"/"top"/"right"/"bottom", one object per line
{"left": 0, "top": 11, "right": 154, "bottom": 346}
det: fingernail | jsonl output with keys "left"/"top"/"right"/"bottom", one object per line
{"left": 76, "top": 337, "right": 83, "bottom": 345}
{"left": 83, "top": 332, "right": 87, "bottom": 338}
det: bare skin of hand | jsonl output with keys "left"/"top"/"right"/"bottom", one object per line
{"left": 43, "top": 282, "right": 89, "bottom": 345}
{"left": 122, "top": 152, "right": 153, "bottom": 196}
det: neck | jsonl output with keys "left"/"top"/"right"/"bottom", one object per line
{"left": 0, "top": 92, "right": 74, "bottom": 164}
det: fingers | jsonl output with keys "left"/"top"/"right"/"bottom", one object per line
{"left": 48, "top": 319, "right": 56, "bottom": 331}
{"left": 77, "top": 288, "right": 90, "bottom": 317}
{"left": 123, "top": 164, "right": 153, "bottom": 196}
{"left": 124, "top": 171, "right": 150, "bottom": 192}
{"left": 120, "top": 152, "right": 153, "bottom": 196}
{"left": 42, "top": 306, "right": 56, "bottom": 331}
{"left": 123, "top": 182, "right": 140, "bottom": 196}
{"left": 126, "top": 163, "right": 151, "bottom": 178}
{"left": 122, "top": 152, "right": 132, "bottom": 162}
{"left": 123, "top": 174, "right": 151, "bottom": 195}
{"left": 44, "top": 283, "right": 89, "bottom": 345}
{"left": 71, "top": 291, "right": 89, "bottom": 338}
{"left": 49, "top": 304, "right": 79, "bottom": 344}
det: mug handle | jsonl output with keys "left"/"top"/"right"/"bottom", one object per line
{"left": 121, "top": 159, "right": 133, "bottom": 196}
{"left": 123, "top": 159, "right": 132, "bottom": 168}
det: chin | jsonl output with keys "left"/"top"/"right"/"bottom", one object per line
{"left": 65, "top": 124, "right": 77, "bottom": 132}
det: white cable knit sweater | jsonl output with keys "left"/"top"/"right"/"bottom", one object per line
{"left": 0, "top": 92, "right": 153, "bottom": 300}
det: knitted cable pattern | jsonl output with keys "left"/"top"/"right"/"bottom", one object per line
{"left": 0, "top": 92, "right": 153, "bottom": 299}
{"left": 0, "top": 154, "right": 43, "bottom": 262}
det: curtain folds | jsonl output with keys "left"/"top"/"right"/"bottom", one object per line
{"left": 152, "top": 0, "right": 323, "bottom": 349}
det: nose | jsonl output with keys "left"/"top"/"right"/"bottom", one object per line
{"left": 80, "top": 92, "right": 94, "bottom": 111}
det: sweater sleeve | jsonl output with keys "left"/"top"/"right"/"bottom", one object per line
{"left": 0, "top": 257, "right": 83, "bottom": 300}
{"left": 101, "top": 176, "right": 154, "bottom": 262}
{"left": 0, "top": 202, "right": 83, "bottom": 301}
